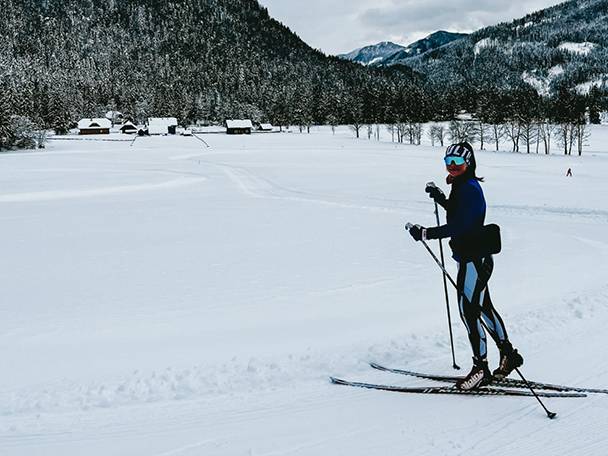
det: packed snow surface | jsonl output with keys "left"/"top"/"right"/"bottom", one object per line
{"left": 2, "top": 126, "right": 608, "bottom": 455}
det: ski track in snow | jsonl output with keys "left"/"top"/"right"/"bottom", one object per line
{"left": 207, "top": 156, "right": 608, "bottom": 223}
{"left": 2, "top": 283, "right": 607, "bottom": 419}
{"left": 218, "top": 162, "right": 419, "bottom": 214}
{"left": 0, "top": 176, "right": 207, "bottom": 202}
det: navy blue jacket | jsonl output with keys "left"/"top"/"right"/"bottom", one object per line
{"left": 426, "top": 175, "right": 486, "bottom": 261}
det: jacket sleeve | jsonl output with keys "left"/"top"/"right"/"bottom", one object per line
{"left": 426, "top": 183, "right": 484, "bottom": 240}
{"left": 436, "top": 196, "right": 449, "bottom": 211}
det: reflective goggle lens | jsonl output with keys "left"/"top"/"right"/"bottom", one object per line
{"left": 444, "top": 156, "right": 466, "bottom": 166}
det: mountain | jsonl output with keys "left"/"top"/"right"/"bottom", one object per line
{"left": 380, "top": 31, "right": 469, "bottom": 66}
{"left": 337, "top": 42, "right": 405, "bottom": 66}
{"left": 0, "top": 0, "right": 422, "bottom": 134}
{"left": 406, "top": 0, "right": 608, "bottom": 102}
{"left": 339, "top": 32, "right": 468, "bottom": 67}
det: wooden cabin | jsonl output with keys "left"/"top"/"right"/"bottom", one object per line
{"left": 226, "top": 119, "right": 253, "bottom": 135}
{"left": 78, "top": 118, "right": 111, "bottom": 135}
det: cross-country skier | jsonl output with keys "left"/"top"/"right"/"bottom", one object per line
{"left": 408, "top": 142, "right": 523, "bottom": 390}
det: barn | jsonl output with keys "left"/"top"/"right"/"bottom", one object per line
{"left": 148, "top": 117, "right": 178, "bottom": 135}
{"left": 226, "top": 119, "right": 253, "bottom": 135}
{"left": 119, "top": 121, "right": 138, "bottom": 134}
{"left": 258, "top": 123, "right": 274, "bottom": 132}
{"left": 78, "top": 118, "right": 111, "bottom": 135}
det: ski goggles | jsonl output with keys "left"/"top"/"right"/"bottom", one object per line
{"left": 444, "top": 155, "right": 466, "bottom": 166}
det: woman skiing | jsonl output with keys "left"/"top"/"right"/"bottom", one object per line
{"left": 408, "top": 142, "right": 523, "bottom": 390}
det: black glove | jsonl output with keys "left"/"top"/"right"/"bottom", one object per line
{"left": 425, "top": 183, "right": 446, "bottom": 204}
{"left": 408, "top": 224, "right": 426, "bottom": 242}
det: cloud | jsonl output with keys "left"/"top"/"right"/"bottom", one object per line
{"left": 258, "top": 0, "right": 561, "bottom": 54}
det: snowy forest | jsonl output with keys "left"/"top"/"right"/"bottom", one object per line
{"left": 0, "top": 0, "right": 607, "bottom": 151}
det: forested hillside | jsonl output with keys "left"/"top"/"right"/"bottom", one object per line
{"left": 0, "top": 0, "right": 425, "bottom": 135}
{"left": 408, "top": 0, "right": 608, "bottom": 113}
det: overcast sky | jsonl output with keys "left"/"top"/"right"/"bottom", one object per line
{"left": 257, "top": 0, "right": 561, "bottom": 55}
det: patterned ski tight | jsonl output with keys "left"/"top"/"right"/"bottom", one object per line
{"left": 456, "top": 256, "right": 509, "bottom": 360}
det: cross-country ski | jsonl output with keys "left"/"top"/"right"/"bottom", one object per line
{"left": 369, "top": 362, "right": 608, "bottom": 394}
{"left": 330, "top": 377, "right": 588, "bottom": 398}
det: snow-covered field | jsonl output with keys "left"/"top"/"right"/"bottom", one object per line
{"left": 2, "top": 127, "right": 608, "bottom": 455}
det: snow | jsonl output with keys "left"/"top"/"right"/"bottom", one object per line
{"left": 2, "top": 128, "right": 608, "bottom": 455}
{"left": 522, "top": 66, "right": 565, "bottom": 96}
{"left": 557, "top": 41, "right": 597, "bottom": 55}
{"left": 226, "top": 119, "right": 253, "bottom": 129}
{"left": 575, "top": 76, "right": 607, "bottom": 95}
{"left": 522, "top": 71, "right": 550, "bottom": 96}
{"left": 548, "top": 64, "right": 564, "bottom": 78}
{"left": 366, "top": 56, "right": 384, "bottom": 65}
{"left": 77, "top": 118, "right": 111, "bottom": 129}
{"left": 473, "top": 37, "right": 500, "bottom": 55}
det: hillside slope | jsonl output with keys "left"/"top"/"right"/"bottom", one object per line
{"left": 409, "top": 0, "right": 608, "bottom": 98}
{"left": 0, "top": 0, "right": 417, "bottom": 129}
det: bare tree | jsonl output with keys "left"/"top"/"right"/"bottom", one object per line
{"left": 403, "top": 122, "right": 423, "bottom": 145}
{"left": 350, "top": 122, "right": 362, "bottom": 139}
{"left": 520, "top": 120, "right": 538, "bottom": 154}
{"left": 538, "top": 121, "right": 555, "bottom": 155}
{"left": 396, "top": 123, "right": 408, "bottom": 143}
{"left": 448, "top": 120, "right": 477, "bottom": 144}
{"left": 427, "top": 126, "right": 436, "bottom": 147}
{"left": 490, "top": 124, "right": 504, "bottom": 151}
{"left": 504, "top": 121, "right": 522, "bottom": 152}
{"left": 475, "top": 121, "right": 491, "bottom": 150}
{"left": 556, "top": 123, "right": 576, "bottom": 155}
{"left": 429, "top": 124, "right": 446, "bottom": 147}
{"left": 386, "top": 124, "right": 396, "bottom": 142}
{"left": 575, "top": 122, "right": 591, "bottom": 156}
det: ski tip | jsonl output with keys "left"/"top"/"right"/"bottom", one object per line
{"left": 329, "top": 376, "right": 345, "bottom": 385}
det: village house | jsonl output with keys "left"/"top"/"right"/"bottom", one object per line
{"left": 258, "top": 123, "right": 274, "bottom": 132}
{"left": 226, "top": 119, "right": 253, "bottom": 135}
{"left": 78, "top": 118, "right": 111, "bottom": 135}
{"left": 119, "top": 121, "right": 138, "bottom": 134}
{"left": 147, "top": 117, "right": 178, "bottom": 135}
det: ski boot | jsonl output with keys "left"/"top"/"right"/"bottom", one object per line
{"left": 493, "top": 342, "right": 524, "bottom": 379}
{"left": 456, "top": 357, "right": 492, "bottom": 390}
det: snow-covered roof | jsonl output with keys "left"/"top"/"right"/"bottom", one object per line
{"left": 78, "top": 118, "right": 111, "bottom": 129}
{"left": 120, "top": 121, "right": 137, "bottom": 130}
{"left": 226, "top": 119, "right": 253, "bottom": 129}
{"left": 148, "top": 117, "right": 178, "bottom": 126}
{"left": 259, "top": 123, "right": 273, "bottom": 130}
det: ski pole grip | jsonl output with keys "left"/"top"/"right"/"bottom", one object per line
{"left": 405, "top": 223, "right": 414, "bottom": 231}
{"left": 426, "top": 181, "right": 437, "bottom": 189}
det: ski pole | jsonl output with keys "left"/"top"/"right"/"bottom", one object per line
{"left": 404, "top": 223, "right": 557, "bottom": 419}
{"left": 427, "top": 182, "right": 459, "bottom": 370}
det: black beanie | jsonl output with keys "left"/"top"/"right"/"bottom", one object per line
{"left": 445, "top": 142, "right": 476, "bottom": 171}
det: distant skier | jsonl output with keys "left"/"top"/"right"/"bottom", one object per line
{"left": 566, "top": 168, "right": 573, "bottom": 177}
{"left": 408, "top": 142, "right": 523, "bottom": 390}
